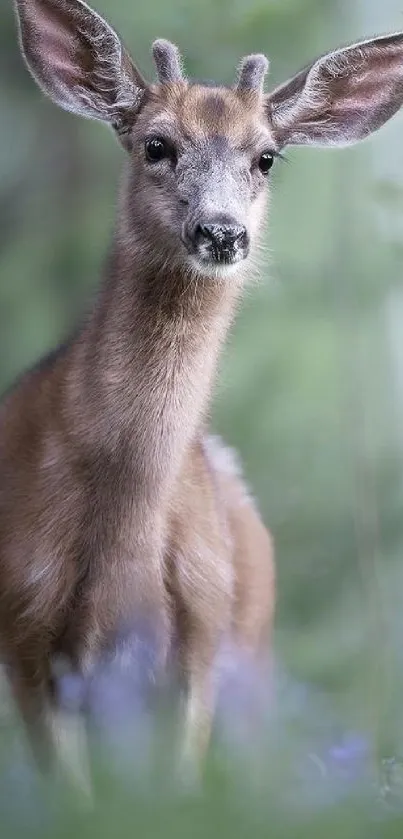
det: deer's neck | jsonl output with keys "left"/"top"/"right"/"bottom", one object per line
{"left": 74, "top": 237, "right": 241, "bottom": 504}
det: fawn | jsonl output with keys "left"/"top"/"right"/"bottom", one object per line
{"left": 1, "top": 0, "right": 403, "bottom": 776}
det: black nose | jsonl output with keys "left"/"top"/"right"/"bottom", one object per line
{"left": 196, "top": 222, "right": 248, "bottom": 253}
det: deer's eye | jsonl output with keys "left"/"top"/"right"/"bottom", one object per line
{"left": 145, "top": 137, "right": 170, "bottom": 162}
{"left": 258, "top": 151, "right": 274, "bottom": 174}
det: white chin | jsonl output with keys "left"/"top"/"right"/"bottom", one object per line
{"left": 187, "top": 255, "right": 245, "bottom": 279}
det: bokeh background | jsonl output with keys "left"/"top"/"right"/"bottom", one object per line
{"left": 1, "top": 0, "right": 403, "bottom": 836}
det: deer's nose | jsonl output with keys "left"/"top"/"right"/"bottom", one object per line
{"left": 195, "top": 222, "right": 248, "bottom": 253}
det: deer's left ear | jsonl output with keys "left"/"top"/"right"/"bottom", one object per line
{"left": 266, "top": 32, "right": 403, "bottom": 148}
{"left": 14, "top": 0, "right": 149, "bottom": 150}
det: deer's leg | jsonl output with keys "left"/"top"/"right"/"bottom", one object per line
{"left": 167, "top": 444, "right": 234, "bottom": 776}
{"left": 179, "top": 622, "right": 218, "bottom": 772}
{"left": 203, "top": 436, "right": 275, "bottom": 654}
{"left": 217, "top": 485, "right": 275, "bottom": 751}
{"left": 5, "top": 641, "right": 92, "bottom": 803}
{"left": 7, "top": 645, "right": 54, "bottom": 772}
{"left": 198, "top": 437, "right": 275, "bottom": 750}
{"left": 172, "top": 544, "right": 233, "bottom": 778}
{"left": 230, "top": 499, "right": 275, "bottom": 654}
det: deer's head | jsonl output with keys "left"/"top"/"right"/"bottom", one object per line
{"left": 15, "top": 0, "right": 403, "bottom": 279}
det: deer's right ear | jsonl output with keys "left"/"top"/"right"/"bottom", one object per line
{"left": 266, "top": 32, "right": 403, "bottom": 149}
{"left": 14, "top": 0, "right": 148, "bottom": 149}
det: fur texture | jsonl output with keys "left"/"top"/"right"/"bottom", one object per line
{"left": 3, "top": 0, "right": 403, "bottom": 777}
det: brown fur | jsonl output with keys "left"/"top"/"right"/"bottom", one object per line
{"left": 0, "top": 99, "right": 274, "bottom": 767}
{"left": 6, "top": 0, "right": 403, "bottom": 779}
{"left": 147, "top": 83, "right": 271, "bottom": 144}
{"left": 0, "top": 259, "right": 274, "bottom": 771}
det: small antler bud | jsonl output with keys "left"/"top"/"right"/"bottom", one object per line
{"left": 236, "top": 54, "right": 269, "bottom": 93}
{"left": 152, "top": 39, "right": 184, "bottom": 84}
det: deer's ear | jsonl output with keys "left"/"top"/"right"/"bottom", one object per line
{"left": 266, "top": 32, "right": 403, "bottom": 148}
{"left": 14, "top": 0, "right": 148, "bottom": 147}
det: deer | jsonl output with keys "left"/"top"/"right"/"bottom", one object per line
{"left": 1, "top": 0, "right": 403, "bottom": 784}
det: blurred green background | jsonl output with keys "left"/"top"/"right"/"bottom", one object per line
{"left": 2, "top": 0, "right": 403, "bottom": 835}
